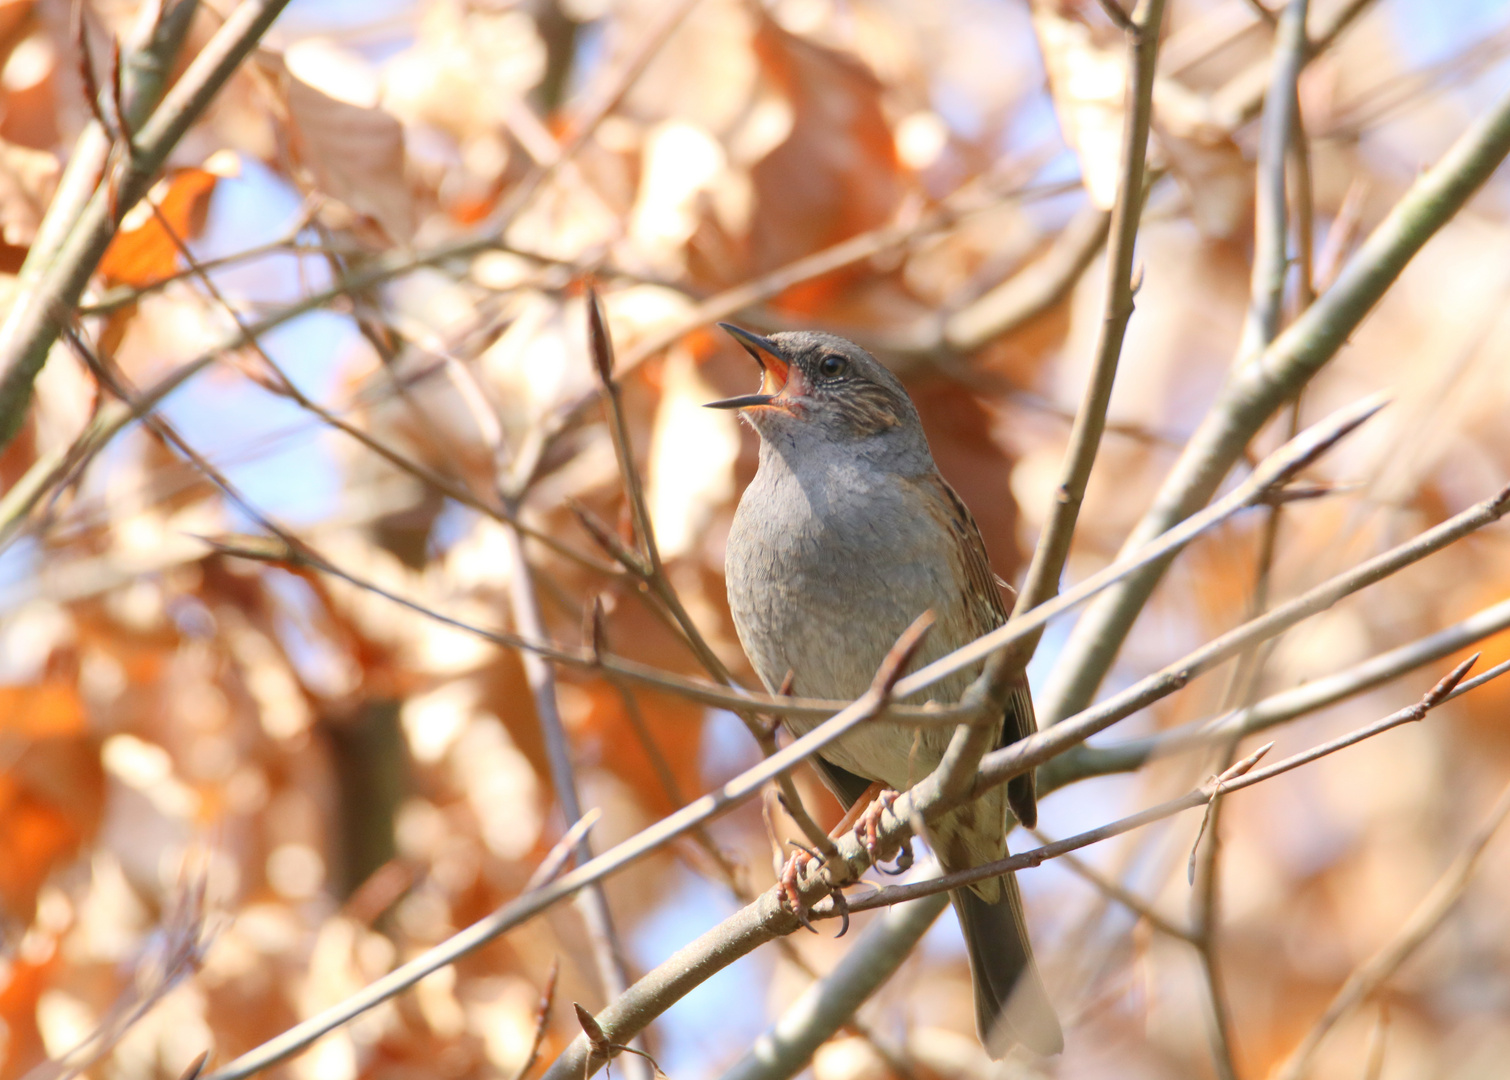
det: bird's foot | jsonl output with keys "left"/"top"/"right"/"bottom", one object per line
{"left": 776, "top": 845, "right": 851, "bottom": 937}
{"left": 854, "top": 788, "right": 901, "bottom": 858}
{"left": 777, "top": 846, "right": 818, "bottom": 932}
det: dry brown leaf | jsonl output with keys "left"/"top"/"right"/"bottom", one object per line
{"left": 98, "top": 167, "right": 217, "bottom": 287}
{"left": 0, "top": 680, "right": 84, "bottom": 737}
{"left": 748, "top": 15, "right": 902, "bottom": 284}
{"left": 284, "top": 49, "right": 414, "bottom": 244}
{"left": 0, "top": 137, "right": 54, "bottom": 247}
{"left": 1031, "top": 3, "right": 1127, "bottom": 209}
{"left": 0, "top": 730, "right": 103, "bottom": 921}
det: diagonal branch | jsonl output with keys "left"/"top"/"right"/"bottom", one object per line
{"left": 0, "top": 0, "right": 296, "bottom": 449}
{"left": 1037, "top": 75, "right": 1510, "bottom": 728}
{"left": 1045, "top": 593, "right": 1510, "bottom": 790}
{"left": 540, "top": 657, "right": 1496, "bottom": 1080}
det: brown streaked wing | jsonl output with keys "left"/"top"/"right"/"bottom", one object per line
{"left": 907, "top": 470, "right": 1039, "bottom": 824}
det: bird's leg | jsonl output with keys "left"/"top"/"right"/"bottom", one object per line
{"left": 854, "top": 788, "right": 902, "bottom": 860}
{"left": 777, "top": 845, "right": 818, "bottom": 932}
{"left": 776, "top": 843, "right": 852, "bottom": 937}
{"left": 830, "top": 780, "right": 887, "bottom": 838}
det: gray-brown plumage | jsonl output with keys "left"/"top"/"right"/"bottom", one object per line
{"left": 708, "top": 325, "right": 1062, "bottom": 1057}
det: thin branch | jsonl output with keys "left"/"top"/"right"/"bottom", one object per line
{"left": 996, "top": 0, "right": 1166, "bottom": 662}
{"left": 500, "top": 518, "right": 650, "bottom": 1080}
{"left": 143, "top": 203, "right": 618, "bottom": 577}
{"left": 1027, "top": 829, "right": 1196, "bottom": 943}
{"left": 1045, "top": 594, "right": 1510, "bottom": 790}
{"left": 541, "top": 657, "right": 1495, "bottom": 1080}
{"left": 203, "top": 390, "right": 1385, "bottom": 734}
{"left": 979, "top": 483, "right": 1510, "bottom": 794}
{"left": 199, "top": 614, "right": 934, "bottom": 1080}
{"left": 941, "top": 201, "right": 1112, "bottom": 351}
{"left": 904, "top": 393, "right": 1387, "bottom": 698}
{"left": 855, "top": 656, "right": 1487, "bottom": 910}
{"left": 8, "top": 0, "right": 198, "bottom": 321}
{"left": 0, "top": 0, "right": 295, "bottom": 449}
{"left": 1197, "top": 1, "right": 1312, "bottom": 1052}
{"left": 1036, "top": 74, "right": 1510, "bottom": 728}
{"left": 509, "top": 172, "right": 1076, "bottom": 486}
{"left": 717, "top": 883, "right": 950, "bottom": 1080}
{"left": 576, "top": 289, "right": 839, "bottom": 863}
{"left": 932, "top": 0, "right": 1167, "bottom": 798}
{"left": 1238, "top": 0, "right": 1310, "bottom": 367}
{"left": 1093, "top": 0, "right": 1137, "bottom": 35}
{"left": 200, "top": 518, "right": 1508, "bottom": 1080}
{"left": 1272, "top": 776, "right": 1510, "bottom": 1080}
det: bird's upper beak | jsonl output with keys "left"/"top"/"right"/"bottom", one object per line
{"left": 704, "top": 324, "right": 799, "bottom": 411}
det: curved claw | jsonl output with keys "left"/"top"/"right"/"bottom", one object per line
{"left": 828, "top": 885, "right": 851, "bottom": 938}
{"left": 777, "top": 848, "right": 819, "bottom": 933}
{"left": 877, "top": 837, "right": 914, "bottom": 876}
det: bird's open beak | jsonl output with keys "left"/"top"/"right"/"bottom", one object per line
{"left": 704, "top": 324, "right": 795, "bottom": 410}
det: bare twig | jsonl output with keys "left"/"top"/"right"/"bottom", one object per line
{"left": 539, "top": 658, "right": 1497, "bottom": 1080}
{"left": 717, "top": 878, "right": 950, "bottom": 1080}
{"left": 979, "top": 485, "right": 1510, "bottom": 794}
{"left": 205, "top": 394, "right": 1392, "bottom": 732}
{"left": 933, "top": 0, "right": 1168, "bottom": 808}
{"left": 1037, "top": 77, "right": 1510, "bottom": 727}
{"left": 1028, "top": 829, "right": 1196, "bottom": 943}
{"left": 508, "top": 960, "right": 560, "bottom": 1080}
{"left": 500, "top": 519, "right": 649, "bottom": 1080}
{"left": 941, "top": 201, "right": 1112, "bottom": 351}
{"left": 1238, "top": 0, "right": 1311, "bottom": 367}
{"left": 1093, "top": 0, "right": 1137, "bottom": 34}
{"left": 0, "top": 0, "right": 295, "bottom": 449}
{"left": 1046, "top": 594, "right": 1510, "bottom": 790}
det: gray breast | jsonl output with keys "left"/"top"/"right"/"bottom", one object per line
{"left": 725, "top": 447, "right": 979, "bottom": 784}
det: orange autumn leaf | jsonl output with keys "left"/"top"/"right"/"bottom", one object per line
{"left": 98, "top": 166, "right": 218, "bottom": 287}
{"left": 0, "top": 740, "right": 103, "bottom": 922}
{"left": 0, "top": 680, "right": 85, "bottom": 737}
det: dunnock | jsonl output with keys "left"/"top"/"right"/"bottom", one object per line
{"left": 708, "top": 325, "right": 1062, "bottom": 1057}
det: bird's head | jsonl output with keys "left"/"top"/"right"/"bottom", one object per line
{"left": 705, "top": 326, "right": 926, "bottom": 457}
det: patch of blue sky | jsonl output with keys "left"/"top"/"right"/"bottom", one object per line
{"left": 699, "top": 706, "right": 764, "bottom": 787}
{"left": 0, "top": 535, "right": 39, "bottom": 608}
{"left": 629, "top": 865, "right": 773, "bottom": 1078}
{"left": 1383, "top": 0, "right": 1510, "bottom": 69}
{"left": 429, "top": 499, "right": 478, "bottom": 554}
{"left": 195, "top": 158, "right": 333, "bottom": 303}
{"left": 567, "top": 17, "right": 611, "bottom": 108}
{"left": 277, "top": 0, "right": 418, "bottom": 39}
{"left": 158, "top": 310, "right": 356, "bottom": 525}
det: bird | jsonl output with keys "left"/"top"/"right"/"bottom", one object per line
{"left": 706, "top": 324, "right": 1062, "bottom": 1058}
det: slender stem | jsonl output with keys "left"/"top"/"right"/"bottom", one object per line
{"left": 716, "top": 876, "right": 949, "bottom": 1080}
{"left": 1036, "top": 75, "right": 1510, "bottom": 727}
{"left": 1028, "top": 829, "right": 1196, "bottom": 943}
{"left": 1010, "top": 0, "right": 1165, "bottom": 648}
{"left": 500, "top": 521, "right": 650, "bottom": 1080}
{"left": 980, "top": 483, "right": 1510, "bottom": 793}
{"left": 0, "top": 0, "right": 296, "bottom": 449}
{"left": 541, "top": 658, "right": 1492, "bottom": 1080}
{"left": 1238, "top": 0, "right": 1310, "bottom": 367}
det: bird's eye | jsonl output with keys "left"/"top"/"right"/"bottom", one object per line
{"left": 818, "top": 354, "right": 847, "bottom": 378}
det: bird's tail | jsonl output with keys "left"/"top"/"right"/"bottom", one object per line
{"left": 952, "top": 875, "right": 1063, "bottom": 1057}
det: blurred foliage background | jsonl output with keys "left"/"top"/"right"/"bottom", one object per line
{"left": 3, "top": 0, "right": 1510, "bottom": 1078}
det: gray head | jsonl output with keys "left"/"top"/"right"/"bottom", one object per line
{"left": 705, "top": 325, "right": 932, "bottom": 468}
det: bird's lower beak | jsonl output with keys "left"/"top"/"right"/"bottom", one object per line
{"left": 705, "top": 323, "right": 794, "bottom": 410}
